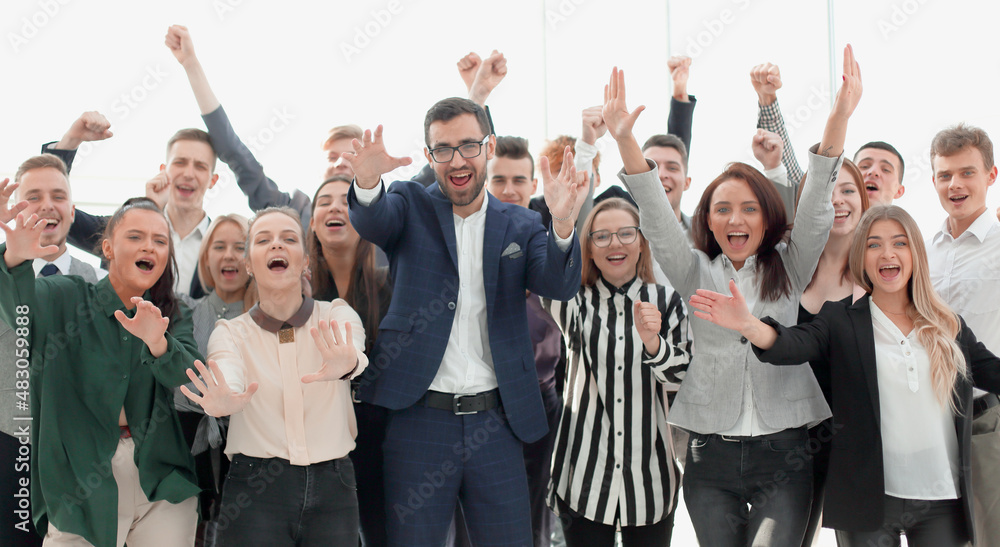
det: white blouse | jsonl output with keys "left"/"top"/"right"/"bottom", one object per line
{"left": 871, "top": 302, "right": 960, "bottom": 500}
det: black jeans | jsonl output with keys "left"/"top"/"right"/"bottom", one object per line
{"left": 682, "top": 428, "right": 813, "bottom": 547}
{"left": 835, "top": 496, "right": 968, "bottom": 547}
{"left": 215, "top": 454, "right": 359, "bottom": 546}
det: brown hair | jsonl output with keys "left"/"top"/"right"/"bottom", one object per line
{"left": 165, "top": 128, "right": 217, "bottom": 171}
{"left": 930, "top": 123, "right": 995, "bottom": 172}
{"left": 849, "top": 205, "right": 966, "bottom": 409}
{"left": 14, "top": 154, "right": 69, "bottom": 185}
{"left": 494, "top": 136, "right": 534, "bottom": 179}
{"left": 102, "top": 197, "right": 179, "bottom": 325}
{"left": 580, "top": 198, "right": 655, "bottom": 287}
{"left": 692, "top": 162, "right": 791, "bottom": 302}
{"left": 324, "top": 124, "right": 363, "bottom": 148}
{"left": 423, "top": 98, "right": 491, "bottom": 146}
{"left": 246, "top": 207, "right": 305, "bottom": 250}
{"left": 307, "top": 177, "right": 386, "bottom": 353}
{"left": 642, "top": 134, "right": 688, "bottom": 172}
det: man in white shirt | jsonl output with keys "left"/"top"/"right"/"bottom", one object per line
{"left": 0, "top": 153, "right": 103, "bottom": 546}
{"left": 42, "top": 112, "right": 218, "bottom": 297}
{"left": 925, "top": 123, "right": 1000, "bottom": 547}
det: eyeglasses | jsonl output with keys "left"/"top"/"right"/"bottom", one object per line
{"left": 428, "top": 135, "right": 490, "bottom": 163}
{"left": 589, "top": 226, "right": 640, "bottom": 247}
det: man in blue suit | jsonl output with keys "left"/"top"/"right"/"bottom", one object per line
{"left": 346, "top": 97, "right": 585, "bottom": 546}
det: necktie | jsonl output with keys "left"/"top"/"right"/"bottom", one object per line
{"left": 39, "top": 264, "right": 59, "bottom": 277}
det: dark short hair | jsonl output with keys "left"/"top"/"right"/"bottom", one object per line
{"left": 423, "top": 98, "right": 491, "bottom": 146}
{"left": 642, "top": 134, "right": 689, "bottom": 171}
{"left": 854, "top": 141, "right": 904, "bottom": 182}
{"left": 166, "top": 128, "right": 217, "bottom": 172}
{"left": 494, "top": 136, "right": 534, "bottom": 179}
{"left": 930, "top": 123, "right": 995, "bottom": 172}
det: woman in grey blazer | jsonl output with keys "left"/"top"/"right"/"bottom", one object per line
{"left": 603, "top": 45, "right": 862, "bottom": 546}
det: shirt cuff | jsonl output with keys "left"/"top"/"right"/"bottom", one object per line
{"left": 574, "top": 140, "right": 598, "bottom": 172}
{"left": 352, "top": 179, "right": 384, "bottom": 206}
{"left": 642, "top": 336, "right": 668, "bottom": 364}
{"left": 763, "top": 164, "right": 790, "bottom": 187}
{"left": 554, "top": 227, "right": 575, "bottom": 252}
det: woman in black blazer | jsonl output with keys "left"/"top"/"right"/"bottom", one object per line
{"left": 690, "top": 205, "right": 1000, "bottom": 546}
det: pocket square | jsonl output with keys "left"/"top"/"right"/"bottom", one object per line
{"left": 501, "top": 242, "right": 523, "bottom": 259}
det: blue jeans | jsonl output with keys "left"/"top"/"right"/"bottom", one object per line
{"left": 214, "top": 454, "right": 359, "bottom": 546}
{"left": 682, "top": 428, "right": 813, "bottom": 546}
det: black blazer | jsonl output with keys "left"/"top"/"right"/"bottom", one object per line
{"left": 756, "top": 294, "right": 1000, "bottom": 543}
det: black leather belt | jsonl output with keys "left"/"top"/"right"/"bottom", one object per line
{"left": 974, "top": 393, "right": 1000, "bottom": 418}
{"left": 715, "top": 427, "right": 807, "bottom": 443}
{"left": 422, "top": 390, "right": 499, "bottom": 415}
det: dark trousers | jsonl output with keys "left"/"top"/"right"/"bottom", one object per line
{"left": 683, "top": 428, "right": 813, "bottom": 547}
{"left": 383, "top": 403, "right": 532, "bottom": 546}
{"left": 523, "top": 386, "right": 561, "bottom": 547}
{"left": 215, "top": 454, "right": 359, "bottom": 546}
{"left": 0, "top": 431, "right": 42, "bottom": 547}
{"left": 835, "top": 496, "right": 968, "bottom": 547}
{"left": 802, "top": 419, "right": 834, "bottom": 546}
{"left": 349, "top": 400, "right": 389, "bottom": 547}
{"left": 555, "top": 496, "right": 674, "bottom": 547}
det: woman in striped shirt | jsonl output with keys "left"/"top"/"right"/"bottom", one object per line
{"left": 543, "top": 197, "right": 691, "bottom": 546}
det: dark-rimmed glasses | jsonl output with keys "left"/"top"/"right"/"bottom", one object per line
{"left": 428, "top": 135, "right": 490, "bottom": 163}
{"left": 589, "top": 226, "right": 640, "bottom": 247}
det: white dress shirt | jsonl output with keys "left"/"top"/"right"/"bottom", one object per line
{"left": 354, "top": 178, "right": 572, "bottom": 394}
{"left": 871, "top": 302, "right": 960, "bottom": 500}
{"left": 164, "top": 206, "right": 210, "bottom": 296}
{"left": 928, "top": 209, "right": 1000, "bottom": 399}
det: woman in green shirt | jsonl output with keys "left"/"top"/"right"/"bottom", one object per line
{"left": 0, "top": 198, "right": 201, "bottom": 547}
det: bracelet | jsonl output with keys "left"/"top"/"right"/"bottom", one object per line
{"left": 550, "top": 211, "right": 572, "bottom": 222}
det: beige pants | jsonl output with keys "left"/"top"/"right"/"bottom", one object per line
{"left": 43, "top": 438, "right": 197, "bottom": 547}
{"left": 972, "top": 403, "right": 1000, "bottom": 547}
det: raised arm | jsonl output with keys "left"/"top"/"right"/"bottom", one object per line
{"left": 165, "top": 25, "right": 312, "bottom": 227}
{"left": 667, "top": 56, "right": 696, "bottom": 155}
{"left": 751, "top": 62, "right": 804, "bottom": 182}
{"left": 458, "top": 50, "right": 508, "bottom": 108}
{"left": 752, "top": 128, "right": 797, "bottom": 220}
{"left": 606, "top": 67, "right": 698, "bottom": 293}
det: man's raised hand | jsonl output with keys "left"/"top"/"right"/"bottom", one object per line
{"left": 0, "top": 178, "right": 28, "bottom": 224}
{"left": 341, "top": 125, "right": 412, "bottom": 190}
{"left": 181, "top": 359, "right": 258, "bottom": 418}
{"left": 468, "top": 50, "right": 507, "bottom": 107}
{"left": 581, "top": 106, "right": 607, "bottom": 146}
{"left": 750, "top": 62, "right": 782, "bottom": 106}
{"left": 145, "top": 170, "right": 171, "bottom": 211}
{"left": 54, "top": 111, "right": 113, "bottom": 150}
{"left": 752, "top": 129, "right": 784, "bottom": 171}
{"left": 667, "top": 56, "right": 692, "bottom": 102}
{"left": 457, "top": 52, "right": 482, "bottom": 92}
{"left": 541, "top": 146, "right": 586, "bottom": 239}
{"left": 165, "top": 25, "right": 197, "bottom": 67}
{"left": 1, "top": 212, "right": 60, "bottom": 268}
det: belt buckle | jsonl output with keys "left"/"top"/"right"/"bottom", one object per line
{"left": 453, "top": 393, "right": 478, "bottom": 415}
{"left": 719, "top": 434, "right": 741, "bottom": 442}
{"left": 351, "top": 385, "right": 361, "bottom": 404}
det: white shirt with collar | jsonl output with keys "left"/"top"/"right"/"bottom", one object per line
{"left": 927, "top": 209, "right": 1000, "bottom": 398}
{"left": 32, "top": 249, "right": 107, "bottom": 280}
{"left": 870, "top": 302, "right": 960, "bottom": 499}
{"left": 354, "top": 178, "right": 573, "bottom": 394}
{"left": 164, "top": 206, "right": 210, "bottom": 296}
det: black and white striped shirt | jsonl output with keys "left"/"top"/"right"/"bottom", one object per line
{"left": 543, "top": 277, "right": 691, "bottom": 526}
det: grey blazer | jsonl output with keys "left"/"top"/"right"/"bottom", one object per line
{"left": 0, "top": 256, "right": 100, "bottom": 436}
{"left": 619, "top": 152, "right": 841, "bottom": 434}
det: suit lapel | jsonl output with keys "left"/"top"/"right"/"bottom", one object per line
{"left": 429, "top": 184, "right": 459, "bottom": 271}
{"left": 849, "top": 295, "right": 881, "bottom": 420}
{"left": 483, "top": 195, "right": 509, "bottom": 320}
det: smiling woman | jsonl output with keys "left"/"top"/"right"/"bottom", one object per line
{"left": 0, "top": 197, "right": 202, "bottom": 546}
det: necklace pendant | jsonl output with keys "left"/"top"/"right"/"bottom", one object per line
{"left": 278, "top": 328, "right": 295, "bottom": 344}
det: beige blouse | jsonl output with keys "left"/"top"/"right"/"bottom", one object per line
{"left": 208, "top": 296, "right": 368, "bottom": 465}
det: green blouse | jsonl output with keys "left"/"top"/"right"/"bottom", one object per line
{"left": 0, "top": 245, "right": 202, "bottom": 547}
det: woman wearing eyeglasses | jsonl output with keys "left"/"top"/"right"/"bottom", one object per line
{"left": 542, "top": 197, "right": 691, "bottom": 546}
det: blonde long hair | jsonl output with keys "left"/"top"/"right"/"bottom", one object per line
{"left": 849, "top": 205, "right": 967, "bottom": 410}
